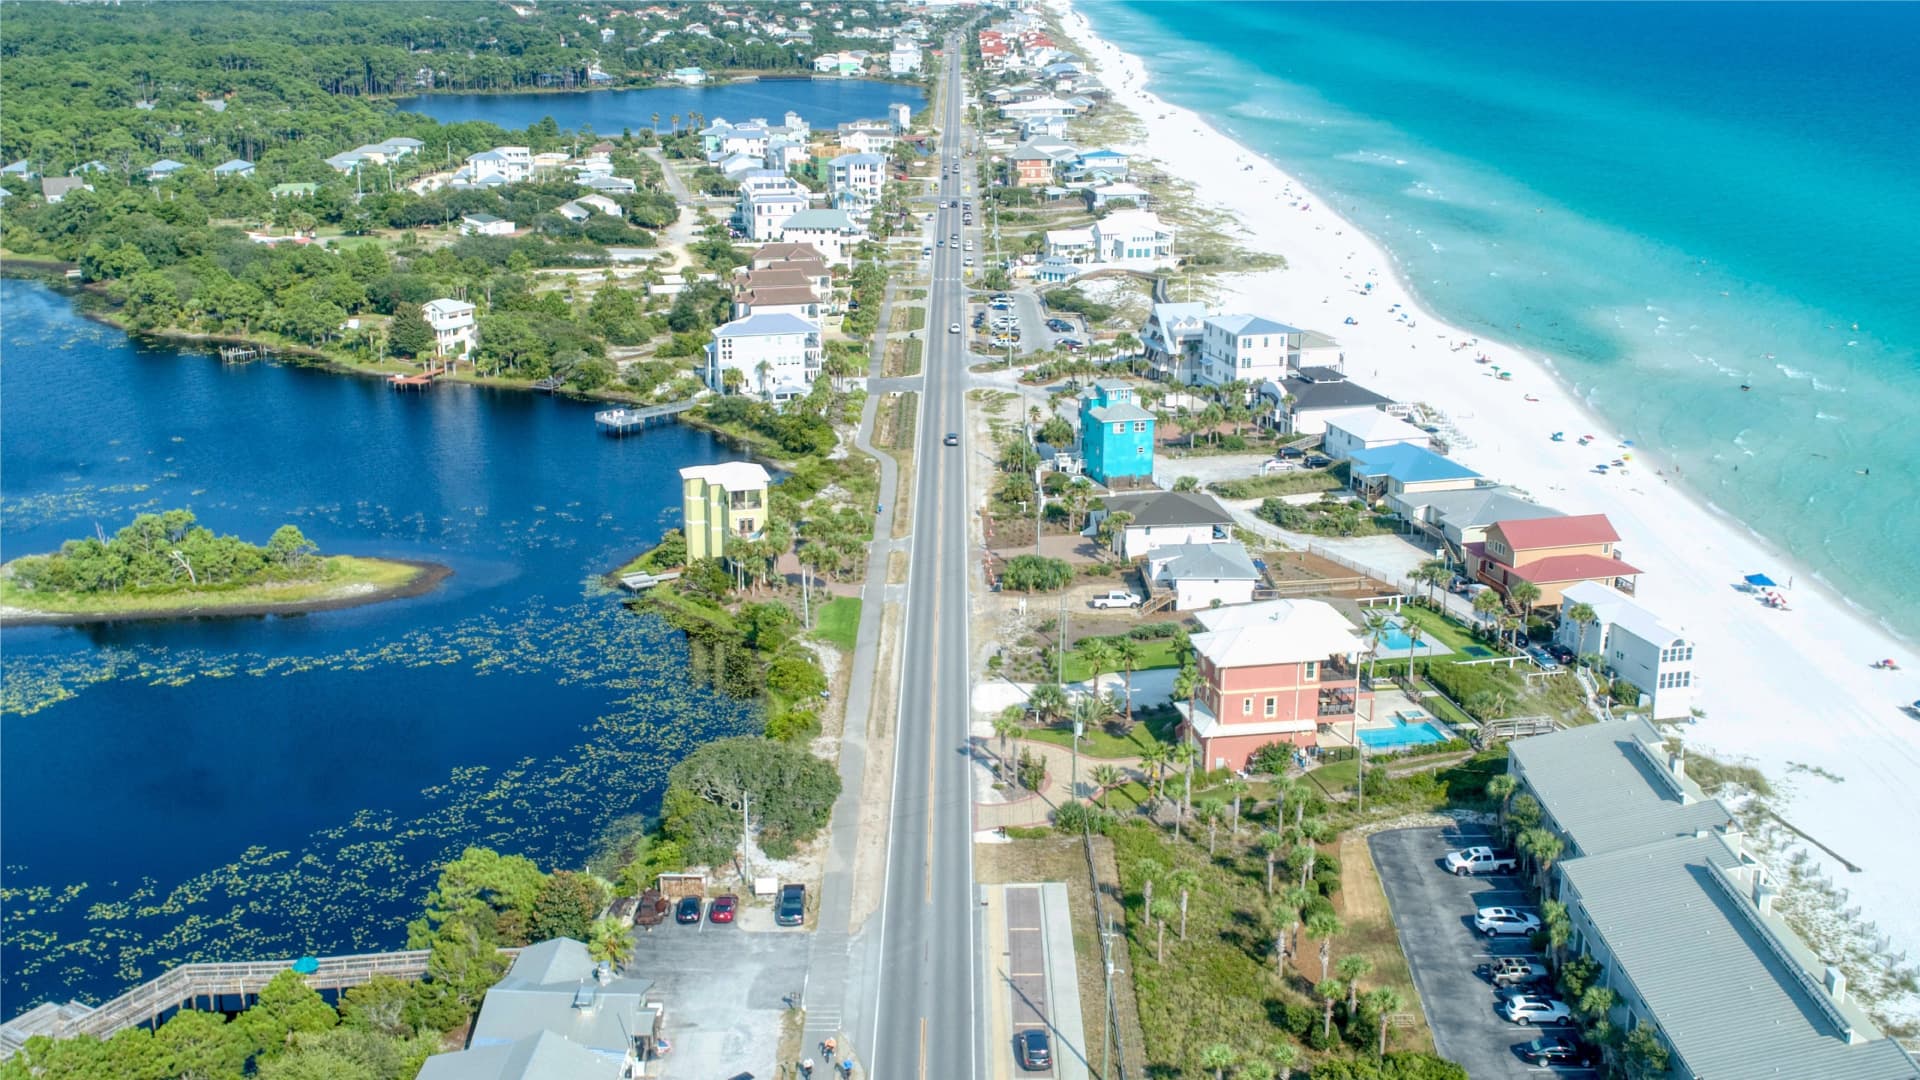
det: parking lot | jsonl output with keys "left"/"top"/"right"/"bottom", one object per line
{"left": 1370, "top": 826, "right": 1595, "bottom": 1079}
{"left": 968, "top": 289, "right": 1085, "bottom": 358}
{"left": 629, "top": 909, "right": 812, "bottom": 1079}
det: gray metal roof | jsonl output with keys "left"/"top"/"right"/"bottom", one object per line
{"left": 1508, "top": 719, "right": 1730, "bottom": 857}
{"left": 417, "top": 1029, "right": 624, "bottom": 1080}
{"left": 1561, "top": 834, "right": 1918, "bottom": 1080}
{"left": 1102, "top": 490, "right": 1233, "bottom": 529}
{"left": 1089, "top": 401, "right": 1155, "bottom": 424}
{"left": 1417, "top": 486, "right": 1564, "bottom": 532}
{"left": 1153, "top": 542, "right": 1258, "bottom": 582}
{"left": 469, "top": 938, "right": 655, "bottom": 1058}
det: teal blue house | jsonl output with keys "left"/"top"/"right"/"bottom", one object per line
{"left": 1078, "top": 379, "right": 1155, "bottom": 486}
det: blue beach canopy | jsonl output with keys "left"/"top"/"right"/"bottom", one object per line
{"left": 1744, "top": 573, "right": 1777, "bottom": 587}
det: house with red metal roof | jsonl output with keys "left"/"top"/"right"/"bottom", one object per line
{"left": 1465, "top": 513, "right": 1641, "bottom": 606}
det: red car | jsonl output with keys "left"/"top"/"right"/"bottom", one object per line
{"left": 708, "top": 894, "right": 737, "bottom": 924}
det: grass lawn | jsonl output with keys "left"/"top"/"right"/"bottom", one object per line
{"left": 1024, "top": 708, "right": 1177, "bottom": 759}
{"left": 1397, "top": 603, "right": 1483, "bottom": 656}
{"left": 1331, "top": 834, "right": 1435, "bottom": 1054}
{"left": 0, "top": 555, "right": 424, "bottom": 617}
{"left": 1061, "top": 639, "right": 1183, "bottom": 682}
{"left": 812, "top": 596, "right": 862, "bottom": 652}
{"left": 1210, "top": 469, "right": 1344, "bottom": 500}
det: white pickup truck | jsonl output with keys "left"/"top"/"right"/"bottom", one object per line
{"left": 1090, "top": 590, "right": 1142, "bottom": 610}
{"left": 1444, "top": 846, "right": 1519, "bottom": 876}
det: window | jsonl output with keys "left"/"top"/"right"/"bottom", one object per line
{"left": 1241, "top": 697, "right": 1252, "bottom": 716}
{"left": 1113, "top": 422, "right": 1125, "bottom": 435}
{"left": 1133, "top": 421, "right": 1146, "bottom": 433}
{"left": 1135, "top": 446, "right": 1144, "bottom": 456}
{"left": 1658, "top": 671, "right": 1692, "bottom": 690}
{"left": 1303, "top": 660, "right": 1318, "bottom": 681}
{"left": 1264, "top": 696, "right": 1276, "bottom": 717}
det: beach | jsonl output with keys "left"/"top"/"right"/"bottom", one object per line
{"left": 1050, "top": 0, "right": 1920, "bottom": 987}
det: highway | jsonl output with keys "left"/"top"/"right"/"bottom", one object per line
{"left": 868, "top": 34, "right": 985, "bottom": 1080}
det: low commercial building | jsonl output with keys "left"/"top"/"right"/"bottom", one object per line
{"left": 422, "top": 298, "right": 478, "bottom": 362}
{"left": 1175, "top": 599, "right": 1371, "bottom": 769}
{"left": 681, "top": 461, "right": 772, "bottom": 561}
{"left": 1555, "top": 581, "right": 1698, "bottom": 720}
{"left": 1093, "top": 490, "right": 1233, "bottom": 560}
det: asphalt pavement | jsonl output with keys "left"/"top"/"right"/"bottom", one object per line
{"left": 868, "top": 39, "right": 985, "bottom": 1080}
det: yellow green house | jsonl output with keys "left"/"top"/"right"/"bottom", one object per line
{"left": 680, "top": 461, "right": 772, "bottom": 561}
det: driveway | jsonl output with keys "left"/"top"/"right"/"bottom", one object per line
{"left": 630, "top": 914, "right": 813, "bottom": 1079}
{"left": 1369, "top": 826, "right": 1593, "bottom": 1080}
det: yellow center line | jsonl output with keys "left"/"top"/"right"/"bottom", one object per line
{"left": 925, "top": 410, "right": 943, "bottom": 904}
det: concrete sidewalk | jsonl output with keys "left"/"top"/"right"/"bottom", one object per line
{"left": 982, "top": 883, "right": 1089, "bottom": 1080}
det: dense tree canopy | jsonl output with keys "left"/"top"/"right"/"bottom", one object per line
{"left": 661, "top": 735, "right": 840, "bottom": 864}
{"left": 7, "top": 510, "right": 322, "bottom": 594}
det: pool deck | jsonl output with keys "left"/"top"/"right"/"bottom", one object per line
{"left": 1317, "top": 689, "right": 1459, "bottom": 751}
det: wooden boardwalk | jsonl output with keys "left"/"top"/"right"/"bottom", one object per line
{"left": 0, "top": 946, "right": 516, "bottom": 1058}
{"left": 595, "top": 399, "right": 695, "bottom": 434}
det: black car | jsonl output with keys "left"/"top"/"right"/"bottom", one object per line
{"left": 1517, "top": 1035, "right": 1593, "bottom": 1067}
{"left": 1016, "top": 1029, "right": 1052, "bottom": 1071}
{"left": 675, "top": 896, "right": 702, "bottom": 924}
{"left": 1304, "top": 454, "right": 1332, "bottom": 469}
{"left": 776, "top": 883, "right": 806, "bottom": 926}
{"left": 1045, "top": 318, "right": 1073, "bottom": 332}
{"left": 1278, "top": 446, "right": 1305, "bottom": 459}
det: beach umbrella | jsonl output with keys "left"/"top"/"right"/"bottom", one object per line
{"left": 1744, "top": 573, "right": 1777, "bottom": 588}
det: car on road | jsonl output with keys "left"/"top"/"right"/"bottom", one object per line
{"left": 1479, "top": 957, "right": 1550, "bottom": 988}
{"left": 964, "top": 257, "right": 974, "bottom": 267}
{"left": 1016, "top": 1029, "right": 1052, "bottom": 1071}
{"left": 1090, "top": 590, "right": 1141, "bottom": 610}
{"left": 675, "top": 896, "right": 703, "bottom": 924}
{"left": 776, "top": 883, "right": 806, "bottom": 926}
{"left": 1444, "top": 845, "right": 1519, "bottom": 876}
{"left": 951, "top": 233, "right": 960, "bottom": 243}
{"left": 1045, "top": 318, "right": 1073, "bottom": 332}
{"left": 1516, "top": 1034, "right": 1594, "bottom": 1066}
{"left": 708, "top": 894, "right": 737, "bottom": 923}
{"left": 1500, "top": 993, "right": 1572, "bottom": 1026}
{"left": 944, "top": 432, "right": 959, "bottom": 446}
{"left": 949, "top": 323, "right": 961, "bottom": 334}
{"left": 1476, "top": 906, "right": 1543, "bottom": 937}
{"left": 937, "top": 239, "right": 945, "bottom": 248}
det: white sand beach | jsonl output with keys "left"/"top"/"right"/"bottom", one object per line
{"left": 1049, "top": 0, "right": 1920, "bottom": 976}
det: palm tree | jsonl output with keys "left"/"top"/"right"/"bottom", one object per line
{"left": 1149, "top": 898, "right": 1177, "bottom": 962}
{"left": 1541, "top": 899, "right": 1572, "bottom": 967}
{"left": 1306, "top": 912, "right": 1343, "bottom": 981}
{"left": 587, "top": 916, "right": 634, "bottom": 968}
{"left": 1473, "top": 587, "right": 1505, "bottom": 634}
{"left": 1268, "top": 1042, "right": 1299, "bottom": 1080}
{"left": 1237, "top": 1060, "right": 1276, "bottom": 1080}
{"left": 1139, "top": 742, "right": 1171, "bottom": 806}
{"left": 1072, "top": 690, "right": 1117, "bottom": 741}
{"left": 670, "top": 113, "right": 681, "bottom": 133}
{"left": 1413, "top": 558, "right": 1451, "bottom": 606}
{"left": 1280, "top": 885, "right": 1313, "bottom": 973}
{"left": 1364, "top": 987, "right": 1404, "bottom": 1056}
{"left": 1566, "top": 600, "right": 1598, "bottom": 660}
{"left": 1293, "top": 842, "right": 1319, "bottom": 892}
{"left": 1338, "top": 954, "right": 1373, "bottom": 1018}
{"left": 1169, "top": 740, "right": 1197, "bottom": 841}
{"left": 651, "top": 111, "right": 661, "bottom": 131}
{"left": 992, "top": 706, "right": 1025, "bottom": 785}
{"left": 1092, "top": 763, "right": 1124, "bottom": 808}
{"left": 1112, "top": 637, "right": 1144, "bottom": 727}
{"left": 1169, "top": 868, "right": 1200, "bottom": 940}
{"left": 1486, "top": 774, "right": 1518, "bottom": 832}
{"left": 1510, "top": 580, "right": 1543, "bottom": 643}
{"left": 1405, "top": 624, "right": 1425, "bottom": 686}
{"left": 1028, "top": 681, "right": 1069, "bottom": 729}
{"left": 1520, "top": 826, "right": 1564, "bottom": 894}
{"left": 1198, "top": 1043, "right": 1237, "bottom": 1080}
{"left": 1199, "top": 402, "right": 1226, "bottom": 446}
{"left": 1196, "top": 797, "right": 1226, "bottom": 855}
{"left": 1363, "top": 612, "right": 1389, "bottom": 687}
{"left": 1317, "top": 978, "right": 1345, "bottom": 1039}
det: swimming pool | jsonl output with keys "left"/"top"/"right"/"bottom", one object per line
{"left": 1358, "top": 710, "right": 1450, "bottom": 750}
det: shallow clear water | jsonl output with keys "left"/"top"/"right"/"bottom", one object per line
{"left": 1083, "top": 0, "right": 1920, "bottom": 636}
{"left": 0, "top": 281, "right": 758, "bottom": 1011}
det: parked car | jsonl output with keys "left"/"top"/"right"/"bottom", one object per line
{"left": 1445, "top": 846, "right": 1519, "bottom": 876}
{"left": 1045, "top": 318, "right": 1073, "bottom": 332}
{"left": 1528, "top": 645, "right": 1562, "bottom": 671}
{"left": 1058, "top": 338, "right": 1085, "bottom": 351}
{"left": 1501, "top": 993, "right": 1572, "bottom": 1026}
{"left": 1090, "top": 590, "right": 1141, "bottom": 610}
{"left": 708, "top": 894, "right": 737, "bottom": 923}
{"left": 1304, "top": 454, "right": 1333, "bottom": 469}
{"left": 1480, "top": 957, "right": 1551, "bottom": 988}
{"left": 1547, "top": 642, "right": 1577, "bottom": 664}
{"left": 675, "top": 896, "right": 703, "bottom": 924}
{"left": 1016, "top": 1029, "right": 1052, "bottom": 1071}
{"left": 776, "top": 883, "right": 806, "bottom": 926}
{"left": 1476, "top": 907, "right": 1543, "bottom": 937}
{"left": 964, "top": 240, "right": 974, "bottom": 250}
{"left": 1517, "top": 1035, "right": 1593, "bottom": 1065}
{"left": 1278, "top": 445, "right": 1306, "bottom": 459}
{"left": 634, "top": 889, "right": 670, "bottom": 927}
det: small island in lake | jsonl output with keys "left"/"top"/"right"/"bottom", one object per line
{"left": 0, "top": 509, "right": 448, "bottom": 624}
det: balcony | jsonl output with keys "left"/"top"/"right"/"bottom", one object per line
{"left": 1319, "top": 657, "right": 1358, "bottom": 683}
{"left": 1318, "top": 688, "right": 1359, "bottom": 716}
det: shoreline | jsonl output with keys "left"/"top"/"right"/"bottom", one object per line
{"left": 1049, "top": 0, "right": 1920, "bottom": 976}
{"left": 0, "top": 559, "right": 452, "bottom": 627}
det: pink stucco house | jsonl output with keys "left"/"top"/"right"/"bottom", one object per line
{"left": 1175, "top": 600, "right": 1370, "bottom": 771}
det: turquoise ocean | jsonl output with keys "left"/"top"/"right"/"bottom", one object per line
{"left": 1080, "top": 1, "right": 1920, "bottom": 636}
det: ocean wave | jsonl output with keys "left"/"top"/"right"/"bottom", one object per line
{"left": 1335, "top": 150, "right": 1407, "bottom": 167}
{"left": 1815, "top": 411, "right": 1844, "bottom": 422}
{"left": 1776, "top": 363, "right": 1814, "bottom": 380}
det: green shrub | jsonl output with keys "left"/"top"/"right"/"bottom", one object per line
{"left": 1002, "top": 554, "right": 1074, "bottom": 592}
{"left": 1002, "top": 825, "right": 1053, "bottom": 840}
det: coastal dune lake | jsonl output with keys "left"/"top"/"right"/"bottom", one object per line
{"left": 396, "top": 77, "right": 925, "bottom": 132}
{"left": 0, "top": 280, "right": 757, "bottom": 1012}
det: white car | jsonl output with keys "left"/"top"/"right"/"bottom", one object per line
{"left": 1500, "top": 993, "right": 1572, "bottom": 1026}
{"left": 1090, "top": 590, "right": 1142, "bottom": 610}
{"left": 1445, "top": 846, "right": 1519, "bottom": 876}
{"left": 949, "top": 323, "right": 961, "bottom": 334}
{"left": 1475, "top": 907, "right": 1542, "bottom": 937}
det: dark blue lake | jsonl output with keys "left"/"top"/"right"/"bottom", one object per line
{"left": 0, "top": 279, "right": 758, "bottom": 1014}
{"left": 397, "top": 78, "right": 925, "bottom": 134}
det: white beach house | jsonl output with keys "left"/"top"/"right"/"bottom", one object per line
{"left": 705, "top": 313, "right": 823, "bottom": 399}
{"left": 422, "top": 298, "right": 478, "bottom": 362}
{"left": 1555, "top": 581, "right": 1698, "bottom": 720}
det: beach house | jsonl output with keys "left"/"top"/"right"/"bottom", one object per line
{"left": 1092, "top": 490, "right": 1234, "bottom": 560}
{"left": 1043, "top": 227, "right": 1096, "bottom": 265}
{"left": 1010, "top": 148, "right": 1056, "bottom": 188}
{"left": 888, "top": 40, "right": 922, "bottom": 74}
{"left": 39, "top": 177, "right": 91, "bottom": 204}
{"left": 1499, "top": 722, "right": 1920, "bottom": 1079}
{"left": 1554, "top": 581, "right": 1697, "bottom": 719}
{"left": 735, "top": 170, "right": 811, "bottom": 242}
{"left": 270, "top": 182, "right": 318, "bottom": 200}
{"left": 1143, "top": 542, "right": 1261, "bottom": 612}
{"left": 1089, "top": 209, "right": 1175, "bottom": 264}
{"left": 704, "top": 312, "right": 823, "bottom": 399}
{"left": 1196, "top": 314, "right": 1298, "bottom": 387}
{"left": 774, "top": 208, "right": 864, "bottom": 267}
{"left": 1262, "top": 368, "right": 1394, "bottom": 435}
{"left": 422, "top": 299, "right": 478, "bottom": 362}
{"left": 828, "top": 152, "right": 886, "bottom": 215}
{"left": 1401, "top": 485, "right": 1564, "bottom": 554}
{"left": 212, "top": 159, "right": 255, "bottom": 179}
{"left": 1466, "top": 513, "right": 1641, "bottom": 605}
{"left": 1076, "top": 148, "right": 1130, "bottom": 178}
{"left": 1141, "top": 302, "right": 1209, "bottom": 384}
{"left": 415, "top": 938, "right": 665, "bottom": 1080}
{"left": 460, "top": 214, "right": 515, "bottom": 236}
{"left": 1077, "top": 380, "right": 1156, "bottom": 486}
{"left": 1320, "top": 408, "right": 1432, "bottom": 460}
{"left": 467, "top": 147, "right": 534, "bottom": 184}
{"left": 1175, "top": 600, "right": 1371, "bottom": 770}
{"left": 1345, "top": 444, "right": 1483, "bottom": 519}
{"left": 144, "top": 158, "right": 188, "bottom": 181}
{"left": 681, "top": 461, "right": 773, "bottom": 561}
{"left": 1084, "top": 182, "right": 1152, "bottom": 211}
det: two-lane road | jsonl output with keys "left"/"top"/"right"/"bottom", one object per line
{"left": 870, "top": 38, "right": 984, "bottom": 1080}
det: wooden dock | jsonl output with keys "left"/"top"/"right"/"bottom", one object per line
{"left": 595, "top": 399, "right": 695, "bottom": 435}
{"left": 0, "top": 946, "right": 518, "bottom": 1058}
{"left": 619, "top": 569, "right": 682, "bottom": 592}
{"left": 388, "top": 365, "right": 448, "bottom": 391}
{"left": 219, "top": 345, "right": 271, "bottom": 364}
